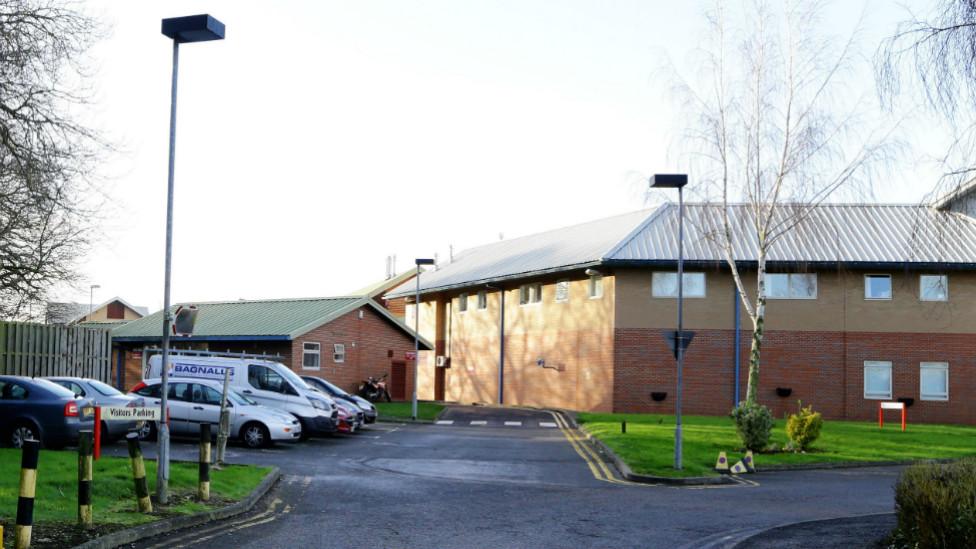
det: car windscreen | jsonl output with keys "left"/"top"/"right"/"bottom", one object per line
{"left": 88, "top": 379, "right": 123, "bottom": 397}
{"left": 34, "top": 378, "right": 77, "bottom": 398}
{"left": 320, "top": 378, "right": 349, "bottom": 397}
{"left": 273, "top": 363, "right": 311, "bottom": 391}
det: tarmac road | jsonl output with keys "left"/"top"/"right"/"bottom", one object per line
{"left": 106, "top": 406, "right": 900, "bottom": 549}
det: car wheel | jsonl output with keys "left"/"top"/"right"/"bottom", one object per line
{"left": 100, "top": 421, "right": 114, "bottom": 443}
{"left": 241, "top": 422, "right": 270, "bottom": 449}
{"left": 11, "top": 422, "right": 39, "bottom": 449}
{"left": 295, "top": 417, "right": 310, "bottom": 441}
{"left": 138, "top": 421, "right": 157, "bottom": 442}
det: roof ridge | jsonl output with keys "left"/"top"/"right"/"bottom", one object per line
{"left": 601, "top": 204, "right": 671, "bottom": 260}
{"left": 168, "top": 295, "right": 363, "bottom": 307}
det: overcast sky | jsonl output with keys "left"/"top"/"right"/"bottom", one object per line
{"left": 67, "top": 0, "right": 945, "bottom": 312}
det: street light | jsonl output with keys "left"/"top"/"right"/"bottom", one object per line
{"left": 412, "top": 258, "right": 435, "bottom": 419}
{"left": 650, "top": 173, "right": 688, "bottom": 470}
{"left": 157, "top": 14, "right": 225, "bottom": 505}
{"left": 88, "top": 284, "right": 100, "bottom": 318}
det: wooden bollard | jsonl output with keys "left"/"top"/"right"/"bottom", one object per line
{"left": 621, "top": 421, "right": 627, "bottom": 434}
{"left": 126, "top": 433, "right": 152, "bottom": 512}
{"left": 78, "top": 430, "right": 94, "bottom": 528}
{"left": 16, "top": 439, "right": 40, "bottom": 549}
{"left": 199, "top": 423, "right": 211, "bottom": 501}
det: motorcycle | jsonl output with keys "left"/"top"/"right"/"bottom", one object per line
{"left": 358, "top": 373, "right": 392, "bottom": 402}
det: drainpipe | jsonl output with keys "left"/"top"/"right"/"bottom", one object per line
{"left": 486, "top": 284, "right": 505, "bottom": 404}
{"left": 733, "top": 285, "right": 741, "bottom": 407}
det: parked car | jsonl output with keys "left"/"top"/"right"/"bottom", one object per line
{"left": 47, "top": 377, "right": 141, "bottom": 441}
{"left": 301, "top": 376, "right": 377, "bottom": 424}
{"left": 129, "top": 378, "right": 302, "bottom": 448}
{"left": 143, "top": 352, "right": 337, "bottom": 438}
{"left": 335, "top": 399, "right": 363, "bottom": 433}
{"left": 0, "top": 375, "right": 95, "bottom": 448}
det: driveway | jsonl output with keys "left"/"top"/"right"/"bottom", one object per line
{"left": 110, "top": 406, "right": 899, "bottom": 548}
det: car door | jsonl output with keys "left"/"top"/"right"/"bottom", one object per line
{"left": 165, "top": 382, "right": 193, "bottom": 435}
{"left": 188, "top": 383, "right": 224, "bottom": 434}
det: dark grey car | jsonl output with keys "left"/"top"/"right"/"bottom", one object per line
{"left": 47, "top": 377, "right": 140, "bottom": 441}
{"left": 0, "top": 376, "right": 95, "bottom": 448}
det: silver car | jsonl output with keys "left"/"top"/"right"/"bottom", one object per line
{"left": 47, "top": 377, "right": 140, "bottom": 441}
{"left": 129, "top": 378, "right": 302, "bottom": 448}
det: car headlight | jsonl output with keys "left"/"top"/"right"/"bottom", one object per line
{"left": 311, "top": 399, "right": 327, "bottom": 410}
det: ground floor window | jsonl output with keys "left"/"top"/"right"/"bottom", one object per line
{"left": 920, "top": 362, "right": 948, "bottom": 401}
{"left": 302, "top": 342, "right": 321, "bottom": 370}
{"left": 863, "top": 361, "right": 892, "bottom": 399}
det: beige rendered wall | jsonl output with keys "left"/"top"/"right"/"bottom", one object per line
{"left": 436, "top": 274, "right": 615, "bottom": 412}
{"left": 81, "top": 302, "right": 144, "bottom": 323}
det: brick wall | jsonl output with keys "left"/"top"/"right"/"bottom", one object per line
{"left": 614, "top": 328, "right": 976, "bottom": 424}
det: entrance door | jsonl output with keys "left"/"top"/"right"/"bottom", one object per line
{"left": 390, "top": 361, "right": 406, "bottom": 400}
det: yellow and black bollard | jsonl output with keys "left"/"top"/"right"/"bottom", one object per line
{"left": 15, "top": 439, "right": 40, "bottom": 549}
{"left": 78, "top": 430, "right": 94, "bottom": 528}
{"left": 198, "top": 423, "right": 211, "bottom": 501}
{"left": 126, "top": 433, "right": 153, "bottom": 513}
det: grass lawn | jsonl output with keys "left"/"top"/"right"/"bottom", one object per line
{"left": 0, "top": 447, "right": 271, "bottom": 547}
{"left": 578, "top": 412, "right": 976, "bottom": 478}
{"left": 375, "top": 401, "right": 445, "bottom": 421}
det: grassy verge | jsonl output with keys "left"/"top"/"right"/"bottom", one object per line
{"left": 0, "top": 447, "right": 271, "bottom": 547}
{"left": 578, "top": 412, "right": 976, "bottom": 478}
{"left": 375, "top": 401, "right": 445, "bottom": 421}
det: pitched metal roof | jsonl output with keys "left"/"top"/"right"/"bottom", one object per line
{"left": 350, "top": 271, "right": 417, "bottom": 300}
{"left": 111, "top": 296, "right": 433, "bottom": 348}
{"left": 386, "top": 203, "right": 976, "bottom": 298}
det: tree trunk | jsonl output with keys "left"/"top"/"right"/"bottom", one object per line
{"left": 745, "top": 311, "right": 764, "bottom": 403}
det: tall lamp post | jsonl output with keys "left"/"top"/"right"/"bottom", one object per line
{"left": 88, "top": 284, "right": 100, "bottom": 318}
{"left": 650, "top": 173, "right": 689, "bottom": 470}
{"left": 157, "top": 14, "right": 225, "bottom": 504}
{"left": 412, "top": 258, "right": 435, "bottom": 419}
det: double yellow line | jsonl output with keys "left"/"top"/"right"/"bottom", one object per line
{"left": 550, "top": 412, "right": 636, "bottom": 486}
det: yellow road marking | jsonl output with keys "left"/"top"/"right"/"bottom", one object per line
{"left": 143, "top": 498, "right": 285, "bottom": 549}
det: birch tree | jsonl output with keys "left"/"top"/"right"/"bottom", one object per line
{"left": 673, "top": 1, "right": 892, "bottom": 404}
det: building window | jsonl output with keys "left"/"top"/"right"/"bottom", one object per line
{"left": 302, "top": 342, "right": 321, "bottom": 370}
{"left": 333, "top": 343, "right": 346, "bottom": 363}
{"left": 652, "top": 272, "right": 706, "bottom": 298}
{"left": 863, "top": 361, "right": 892, "bottom": 400}
{"left": 519, "top": 283, "right": 542, "bottom": 305}
{"left": 555, "top": 280, "right": 570, "bottom": 303}
{"left": 766, "top": 273, "right": 817, "bottom": 299}
{"left": 588, "top": 275, "right": 603, "bottom": 299}
{"left": 919, "top": 275, "right": 948, "bottom": 301}
{"left": 458, "top": 293, "right": 468, "bottom": 313}
{"left": 920, "top": 362, "right": 948, "bottom": 401}
{"left": 477, "top": 291, "right": 487, "bottom": 310}
{"left": 864, "top": 274, "right": 892, "bottom": 300}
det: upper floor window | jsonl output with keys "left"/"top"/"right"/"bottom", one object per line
{"left": 766, "top": 273, "right": 817, "bottom": 299}
{"left": 458, "top": 293, "right": 468, "bottom": 313}
{"left": 864, "top": 274, "right": 892, "bottom": 300}
{"left": 519, "top": 283, "right": 542, "bottom": 305}
{"left": 588, "top": 275, "right": 604, "bottom": 299}
{"left": 919, "top": 275, "right": 948, "bottom": 302}
{"left": 477, "top": 291, "right": 487, "bottom": 310}
{"left": 555, "top": 280, "right": 570, "bottom": 303}
{"left": 920, "top": 362, "right": 948, "bottom": 401}
{"left": 302, "top": 342, "right": 321, "bottom": 370}
{"left": 333, "top": 343, "right": 346, "bottom": 363}
{"left": 652, "top": 272, "right": 705, "bottom": 298}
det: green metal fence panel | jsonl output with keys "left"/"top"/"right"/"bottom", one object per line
{"left": 0, "top": 321, "right": 112, "bottom": 381}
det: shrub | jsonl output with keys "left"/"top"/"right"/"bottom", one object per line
{"left": 890, "top": 459, "right": 976, "bottom": 548}
{"left": 729, "top": 401, "right": 773, "bottom": 452}
{"left": 785, "top": 403, "right": 823, "bottom": 451}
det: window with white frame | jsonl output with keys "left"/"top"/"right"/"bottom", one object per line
{"left": 477, "top": 291, "right": 487, "bottom": 310}
{"left": 302, "top": 342, "right": 321, "bottom": 370}
{"left": 652, "top": 272, "right": 706, "bottom": 298}
{"left": 766, "top": 273, "right": 817, "bottom": 299}
{"left": 333, "top": 343, "right": 346, "bottom": 363}
{"left": 519, "top": 283, "right": 542, "bottom": 305}
{"left": 555, "top": 280, "right": 570, "bottom": 303}
{"left": 458, "top": 293, "right": 468, "bottom": 312}
{"left": 920, "top": 275, "right": 948, "bottom": 302}
{"left": 864, "top": 274, "right": 892, "bottom": 300}
{"left": 920, "top": 362, "right": 948, "bottom": 401}
{"left": 863, "top": 361, "right": 892, "bottom": 399}
{"left": 588, "top": 275, "right": 603, "bottom": 299}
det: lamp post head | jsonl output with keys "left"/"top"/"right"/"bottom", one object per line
{"left": 415, "top": 258, "right": 435, "bottom": 266}
{"left": 162, "top": 14, "right": 226, "bottom": 43}
{"left": 90, "top": 284, "right": 100, "bottom": 290}
{"left": 650, "top": 174, "right": 688, "bottom": 189}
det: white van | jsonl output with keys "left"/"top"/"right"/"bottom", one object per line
{"left": 144, "top": 352, "right": 337, "bottom": 437}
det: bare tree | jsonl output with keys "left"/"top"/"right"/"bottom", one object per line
{"left": 877, "top": 1, "right": 976, "bottom": 193}
{"left": 671, "top": 1, "right": 892, "bottom": 404}
{"left": 0, "top": 0, "right": 104, "bottom": 319}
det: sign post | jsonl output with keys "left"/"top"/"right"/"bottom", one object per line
{"left": 95, "top": 407, "right": 162, "bottom": 459}
{"left": 879, "top": 402, "right": 906, "bottom": 431}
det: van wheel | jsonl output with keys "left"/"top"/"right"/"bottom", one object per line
{"left": 11, "top": 421, "right": 40, "bottom": 449}
{"left": 241, "top": 422, "right": 270, "bottom": 449}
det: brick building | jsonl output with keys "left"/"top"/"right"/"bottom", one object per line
{"left": 386, "top": 196, "right": 976, "bottom": 424}
{"left": 109, "top": 296, "right": 432, "bottom": 397}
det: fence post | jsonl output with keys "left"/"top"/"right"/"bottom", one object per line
{"left": 78, "top": 431, "right": 94, "bottom": 528}
{"left": 15, "top": 439, "right": 40, "bottom": 549}
{"left": 199, "top": 423, "right": 211, "bottom": 501}
{"left": 126, "top": 433, "right": 153, "bottom": 513}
